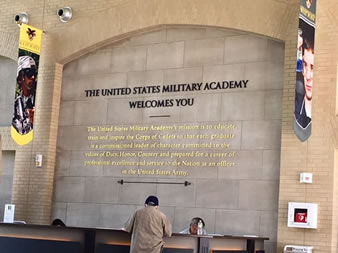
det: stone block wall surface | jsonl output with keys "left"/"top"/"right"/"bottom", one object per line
{"left": 54, "top": 27, "right": 283, "bottom": 253}
{"left": 0, "top": 151, "right": 15, "bottom": 220}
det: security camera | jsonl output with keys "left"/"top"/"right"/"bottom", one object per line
{"left": 14, "top": 12, "right": 29, "bottom": 26}
{"left": 57, "top": 7, "right": 72, "bottom": 23}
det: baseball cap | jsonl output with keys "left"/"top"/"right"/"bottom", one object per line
{"left": 17, "top": 56, "right": 36, "bottom": 76}
{"left": 145, "top": 195, "right": 159, "bottom": 206}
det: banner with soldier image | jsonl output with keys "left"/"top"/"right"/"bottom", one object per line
{"left": 11, "top": 24, "right": 42, "bottom": 145}
{"left": 294, "top": 0, "right": 316, "bottom": 142}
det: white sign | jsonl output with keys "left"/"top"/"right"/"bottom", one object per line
{"left": 3, "top": 204, "right": 15, "bottom": 223}
{"left": 300, "top": 172, "right": 313, "bottom": 183}
{"left": 35, "top": 154, "right": 43, "bottom": 167}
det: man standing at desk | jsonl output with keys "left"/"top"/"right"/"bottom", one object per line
{"left": 124, "top": 195, "right": 172, "bottom": 253}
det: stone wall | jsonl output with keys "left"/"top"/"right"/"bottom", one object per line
{"left": 54, "top": 27, "right": 284, "bottom": 252}
{"left": 0, "top": 56, "right": 16, "bottom": 126}
{"left": 0, "top": 151, "right": 15, "bottom": 219}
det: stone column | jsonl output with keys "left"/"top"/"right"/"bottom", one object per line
{"left": 11, "top": 34, "right": 63, "bottom": 224}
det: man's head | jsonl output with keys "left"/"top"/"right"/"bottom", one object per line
{"left": 145, "top": 195, "right": 159, "bottom": 207}
{"left": 302, "top": 38, "right": 314, "bottom": 101}
{"left": 306, "top": 0, "right": 313, "bottom": 9}
{"left": 189, "top": 217, "right": 205, "bottom": 235}
{"left": 51, "top": 218, "right": 66, "bottom": 227}
{"left": 17, "top": 56, "right": 37, "bottom": 95}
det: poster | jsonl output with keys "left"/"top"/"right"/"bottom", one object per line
{"left": 294, "top": 0, "right": 316, "bottom": 142}
{"left": 3, "top": 204, "right": 15, "bottom": 223}
{"left": 11, "top": 24, "right": 42, "bottom": 145}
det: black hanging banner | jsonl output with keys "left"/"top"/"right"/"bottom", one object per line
{"left": 294, "top": 0, "right": 316, "bottom": 142}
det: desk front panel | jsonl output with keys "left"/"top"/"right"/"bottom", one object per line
{"left": 0, "top": 224, "right": 267, "bottom": 253}
{"left": 0, "top": 236, "right": 82, "bottom": 253}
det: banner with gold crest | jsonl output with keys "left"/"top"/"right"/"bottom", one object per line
{"left": 294, "top": 0, "right": 316, "bottom": 142}
{"left": 11, "top": 24, "right": 43, "bottom": 145}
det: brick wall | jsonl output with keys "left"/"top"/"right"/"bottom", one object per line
{"left": 277, "top": 0, "right": 338, "bottom": 253}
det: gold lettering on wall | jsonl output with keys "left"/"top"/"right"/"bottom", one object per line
{"left": 84, "top": 123, "right": 238, "bottom": 177}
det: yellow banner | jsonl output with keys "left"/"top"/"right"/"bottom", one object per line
{"left": 19, "top": 24, "right": 43, "bottom": 55}
{"left": 11, "top": 24, "right": 43, "bottom": 145}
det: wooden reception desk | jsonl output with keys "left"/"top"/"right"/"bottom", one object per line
{"left": 0, "top": 223, "right": 268, "bottom": 253}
